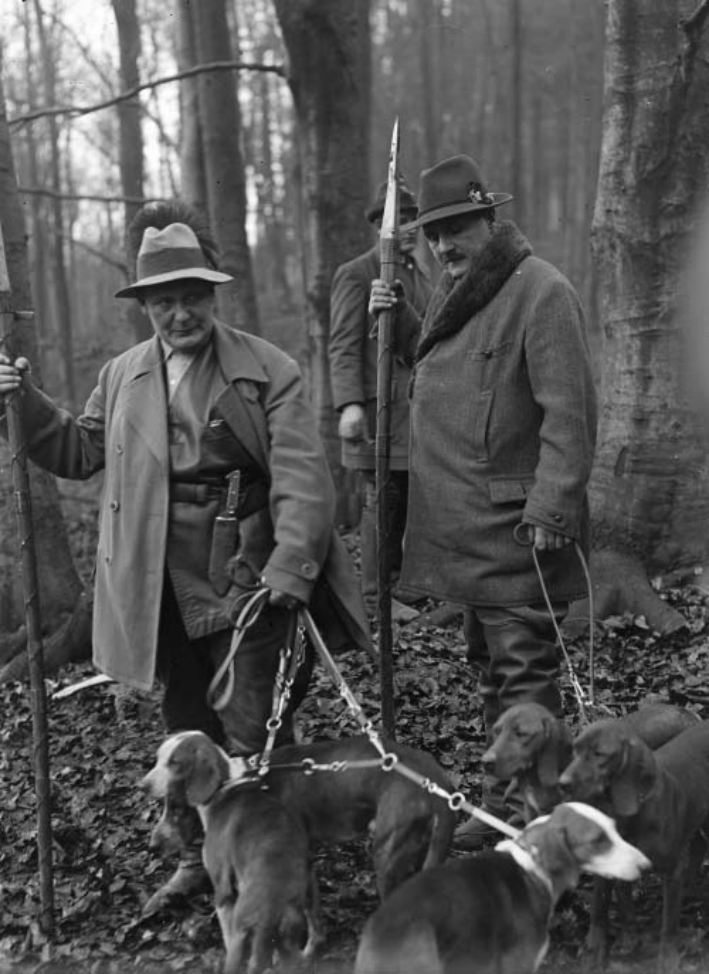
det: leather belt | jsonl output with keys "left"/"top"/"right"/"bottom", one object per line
{"left": 170, "top": 479, "right": 269, "bottom": 518}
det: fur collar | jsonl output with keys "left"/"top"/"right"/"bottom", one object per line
{"left": 414, "top": 220, "right": 532, "bottom": 366}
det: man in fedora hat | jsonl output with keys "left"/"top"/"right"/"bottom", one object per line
{"left": 329, "top": 179, "right": 432, "bottom": 621}
{"left": 0, "top": 199, "right": 370, "bottom": 908}
{"left": 371, "top": 155, "right": 597, "bottom": 846}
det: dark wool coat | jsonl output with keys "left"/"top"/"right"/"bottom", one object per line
{"left": 399, "top": 222, "right": 597, "bottom": 607}
{"left": 17, "top": 322, "right": 371, "bottom": 689}
{"left": 329, "top": 245, "right": 431, "bottom": 471}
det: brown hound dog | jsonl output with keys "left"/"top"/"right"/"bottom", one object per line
{"left": 143, "top": 731, "right": 318, "bottom": 974}
{"left": 559, "top": 718, "right": 709, "bottom": 972}
{"left": 483, "top": 701, "right": 698, "bottom": 821}
{"left": 354, "top": 802, "right": 649, "bottom": 974}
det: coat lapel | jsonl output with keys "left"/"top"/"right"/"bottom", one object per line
{"left": 211, "top": 321, "right": 271, "bottom": 477}
{"left": 121, "top": 337, "right": 169, "bottom": 469}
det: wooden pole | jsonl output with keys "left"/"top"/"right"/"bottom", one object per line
{"left": 375, "top": 119, "right": 400, "bottom": 737}
{"left": 0, "top": 220, "right": 55, "bottom": 939}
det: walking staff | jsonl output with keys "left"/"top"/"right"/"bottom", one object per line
{"left": 375, "top": 119, "right": 400, "bottom": 735}
{"left": 0, "top": 219, "right": 55, "bottom": 937}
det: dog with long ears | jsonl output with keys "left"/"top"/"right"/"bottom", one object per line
{"left": 483, "top": 701, "right": 698, "bottom": 821}
{"left": 145, "top": 731, "right": 456, "bottom": 902}
{"left": 559, "top": 717, "right": 709, "bottom": 972}
{"left": 143, "top": 731, "right": 318, "bottom": 974}
{"left": 354, "top": 802, "right": 650, "bottom": 974}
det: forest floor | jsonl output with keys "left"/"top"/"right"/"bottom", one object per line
{"left": 4, "top": 505, "right": 709, "bottom": 972}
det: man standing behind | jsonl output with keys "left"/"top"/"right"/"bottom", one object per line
{"left": 371, "top": 155, "right": 597, "bottom": 846}
{"left": 329, "top": 181, "right": 432, "bottom": 620}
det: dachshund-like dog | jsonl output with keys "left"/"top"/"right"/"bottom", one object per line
{"left": 559, "top": 717, "right": 709, "bottom": 972}
{"left": 354, "top": 802, "right": 650, "bottom": 974}
{"left": 143, "top": 731, "right": 318, "bottom": 974}
{"left": 483, "top": 701, "right": 698, "bottom": 821}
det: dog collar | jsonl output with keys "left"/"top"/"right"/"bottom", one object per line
{"left": 495, "top": 838, "right": 554, "bottom": 902}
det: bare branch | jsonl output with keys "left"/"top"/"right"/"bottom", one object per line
{"left": 18, "top": 185, "right": 165, "bottom": 206}
{"left": 9, "top": 60, "right": 287, "bottom": 127}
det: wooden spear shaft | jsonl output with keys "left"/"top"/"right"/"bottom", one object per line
{"left": 0, "top": 221, "right": 55, "bottom": 939}
{"left": 375, "top": 118, "right": 400, "bottom": 737}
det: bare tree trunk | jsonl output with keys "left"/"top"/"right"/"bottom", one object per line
{"left": 509, "top": 0, "right": 523, "bottom": 226}
{"left": 176, "top": 0, "right": 208, "bottom": 213}
{"left": 273, "top": 0, "right": 372, "bottom": 519}
{"left": 32, "top": 0, "right": 76, "bottom": 407}
{"left": 0, "top": 70, "right": 89, "bottom": 675}
{"left": 417, "top": 0, "right": 438, "bottom": 166}
{"left": 112, "top": 0, "right": 150, "bottom": 343}
{"left": 186, "top": 0, "right": 260, "bottom": 333}
{"left": 590, "top": 0, "right": 709, "bottom": 573}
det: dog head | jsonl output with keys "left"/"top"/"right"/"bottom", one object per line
{"left": 503, "top": 802, "right": 650, "bottom": 901}
{"left": 483, "top": 703, "right": 570, "bottom": 786}
{"left": 559, "top": 720, "right": 657, "bottom": 816}
{"left": 141, "top": 731, "right": 246, "bottom": 854}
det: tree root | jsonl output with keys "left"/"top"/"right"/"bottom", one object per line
{"left": 0, "top": 589, "right": 92, "bottom": 683}
{"left": 563, "top": 549, "right": 688, "bottom": 637}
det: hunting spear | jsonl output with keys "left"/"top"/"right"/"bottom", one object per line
{"left": 0, "top": 219, "right": 55, "bottom": 939}
{"left": 375, "top": 118, "right": 400, "bottom": 737}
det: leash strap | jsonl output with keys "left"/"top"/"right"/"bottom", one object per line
{"left": 529, "top": 540, "right": 595, "bottom": 724}
{"left": 207, "top": 587, "right": 270, "bottom": 711}
{"left": 299, "top": 607, "right": 521, "bottom": 839}
{"left": 258, "top": 611, "right": 303, "bottom": 772}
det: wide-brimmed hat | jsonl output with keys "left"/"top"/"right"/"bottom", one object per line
{"left": 365, "top": 178, "right": 418, "bottom": 223}
{"left": 115, "top": 222, "right": 233, "bottom": 298}
{"left": 402, "top": 155, "right": 512, "bottom": 231}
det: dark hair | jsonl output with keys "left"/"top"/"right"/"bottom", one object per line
{"left": 126, "top": 200, "right": 220, "bottom": 274}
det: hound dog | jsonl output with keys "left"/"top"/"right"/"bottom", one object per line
{"left": 145, "top": 731, "right": 456, "bottom": 901}
{"left": 143, "top": 731, "right": 318, "bottom": 974}
{"left": 483, "top": 701, "right": 698, "bottom": 821}
{"left": 559, "top": 717, "right": 709, "bottom": 972}
{"left": 354, "top": 802, "right": 650, "bottom": 974}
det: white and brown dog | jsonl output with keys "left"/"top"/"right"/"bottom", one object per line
{"left": 142, "top": 731, "right": 318, "bottom": 974}
{"left": 145, "top": 730, "right": 456, "bottom": 901}
{"left": 354, "top": 802, "right": 650, "bottom": 974}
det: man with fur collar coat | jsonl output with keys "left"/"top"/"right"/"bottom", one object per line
{"left": 371, "top": 155, "right": 597, "bottom": 847}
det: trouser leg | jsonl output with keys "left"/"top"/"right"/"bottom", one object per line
{"left": 207, "top": 609, "right": 314, "bottom": 756}
{"left": 360, "top": 472, "right": 409, "bottom": 609}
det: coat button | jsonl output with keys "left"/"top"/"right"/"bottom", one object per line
{"left": 116, "top": 444, "right": 124, "bottom": 454}
{"left": 553, "top": 514, "right": 563, "bottom": 523}
{"left": 110, "top": 500, "right": 120, "bottom": 512}
{"left": 301, "top": 562, "right": 317, "bottom": 578}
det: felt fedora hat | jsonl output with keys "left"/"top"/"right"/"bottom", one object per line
{"left": 115, "top": 222, "right": 233, "bottom": 298}
{"left": 365, "top": 178, "right": 418, "bottom": 223}
{"left": 402, "top": 155, "right": 513, "bottom": 231}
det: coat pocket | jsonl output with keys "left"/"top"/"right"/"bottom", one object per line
{"left": 488, "top": 475, "right": 536, "bottom": 505}
{"left": 472, "top": 390, "right": 493, "bottom": 461}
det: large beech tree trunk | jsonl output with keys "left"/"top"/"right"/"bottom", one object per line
{"left": 273, "top": 0, "right": 372, "bottom": 522}
{"left": 0, "top": 72, "right": 90, "bottom": 678}
{"left": 590, "top": 0, "right": 709, "bottom": 578}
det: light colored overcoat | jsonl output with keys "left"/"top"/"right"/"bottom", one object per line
{"left": 18, "top": 322, "right": 371, "bottom": 689}
{"left": 400, "top": 252, "right": 597, "bottom": 607}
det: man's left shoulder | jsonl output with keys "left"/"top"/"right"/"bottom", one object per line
{"left": 516, "top": 254, "right": 578, "bottom": 295}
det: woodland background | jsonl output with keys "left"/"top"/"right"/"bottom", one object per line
{"left": 4, "top": 0, "right": 709, "bottom": 970}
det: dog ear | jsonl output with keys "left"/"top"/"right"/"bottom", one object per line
{"left": 537, "top": 716, "right": 564, "bottom": 787}
{"left": 610, "top": 738, "right": 656, "bottom": 817}
{"left": 184, "top": 739, "right": 222, "bottom": 806}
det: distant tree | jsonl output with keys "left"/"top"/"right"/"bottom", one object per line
{"left": 111, "top": 0, "right": 150, "bottom": 342}
{"left": 578, "top": 0, "right": 709, "bottom": 632}
{"left": 178, "top": 0, "right": 260, "bottom": 333}
{"left": 272, "top": 0, "right": 372, "bottom": 521}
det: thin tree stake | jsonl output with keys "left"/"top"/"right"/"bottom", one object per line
{"left": 0, "top": 220, "right": 55, "bottom": 940}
